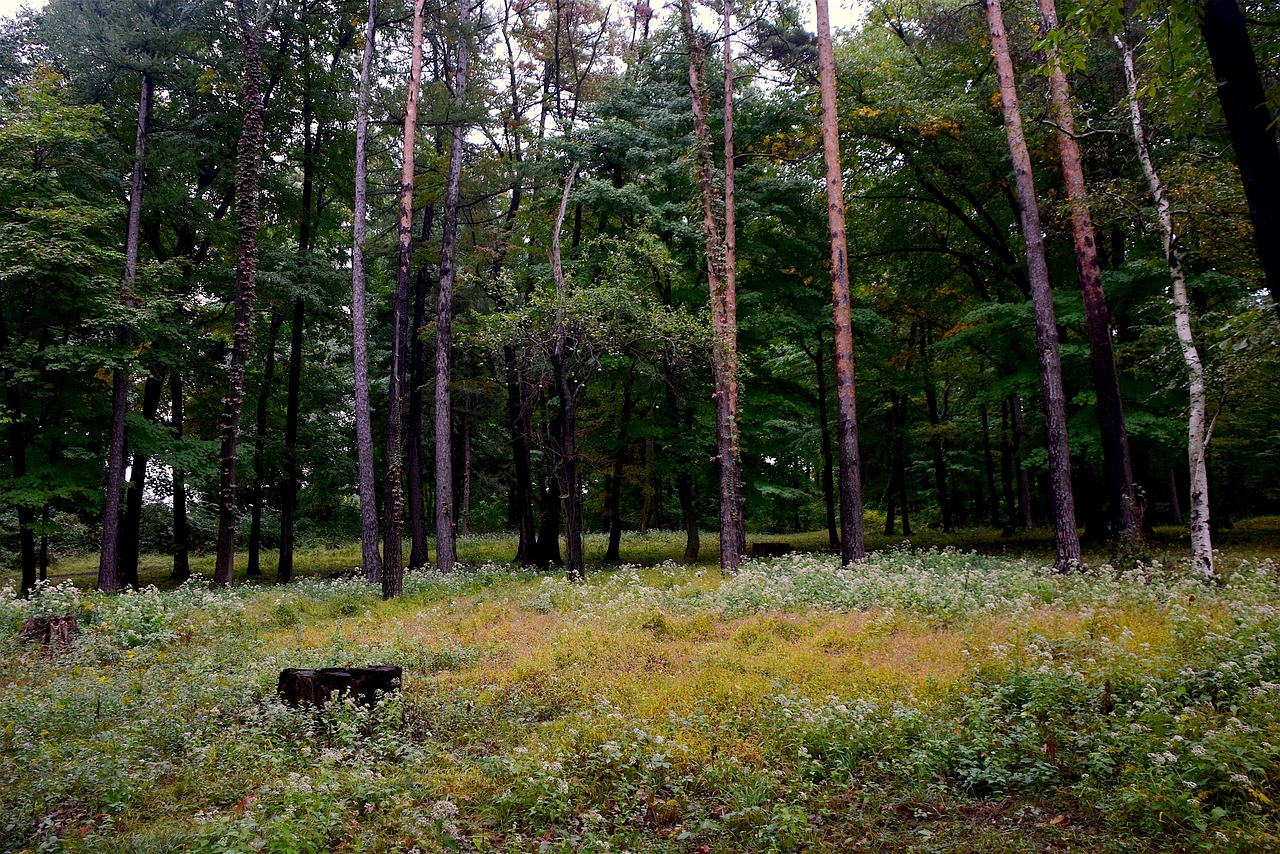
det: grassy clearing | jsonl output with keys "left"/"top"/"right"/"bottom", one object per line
{"left": 2, "top": 532, "right": 1280, "bottom": 852}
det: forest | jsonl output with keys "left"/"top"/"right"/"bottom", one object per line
{"left": 2, "top": 0, "right": 1280, "bottom": 850}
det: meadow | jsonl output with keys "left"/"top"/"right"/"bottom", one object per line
{"left": 2, "top": 525, "right": 1280, "bottom": 852}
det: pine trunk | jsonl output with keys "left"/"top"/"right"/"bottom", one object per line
{"left": 214, "top": 1, "right": 266, "bottom": 587}
{"left": 816, "top": 0, "right": 866, "bottom": 563}
{"left": 434, "top": 0, "right": 473, "bottom": 575}
{"left": 407, "top": 204, "right": 437, "bottom": 569}
{"left": 1039, "top": 0, "right": 1140, "bottom": 556}
{"left": 551, "top": 165, "right": 583, "bottom": 581}
{"left": 383, "top": 0, "right": 426, "bottom": 599}
{"left": 1119, "top": 33, "right": 1213, "bottom": 578}
{"left": 100, "top": 71, "right": 152, "bottom": 592}
{"left": 982, "top": 0, "right": 1080, "bottom": 571}
{"left": 351, "top": 0, "right": 382, "bottom": 583}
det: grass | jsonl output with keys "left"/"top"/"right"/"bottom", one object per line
{"left": 1, "top": 525, "right": 1279, "bottom": 852}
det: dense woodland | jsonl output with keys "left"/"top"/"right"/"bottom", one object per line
{"left": 2, "top": 0, "right": 1279, "bottom": 595}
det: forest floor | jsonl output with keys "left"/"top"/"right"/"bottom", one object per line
{"left": 2, "top": 524, "right": 1280, "bottom": 852}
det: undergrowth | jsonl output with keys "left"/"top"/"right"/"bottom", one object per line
{"left": 1, "top": 549, "right": 1278, "bottom": 852}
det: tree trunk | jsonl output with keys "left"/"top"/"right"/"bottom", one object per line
{"left": 351, "top": 0, "right": 382, "bottom": 583}
{"left": 277, "top": 295, "right": 305, "bottom": 583}
{"left": 507, "top": 346, "right": 537, "bottom": 564}
{"left": 1168, "top": 467, "right": 1184, "bottom": 526}
{"left": 999, "top": 398, "right": 1016, "bottom": 531}
{"left": 1119, "top": 32, "right": 1213, "bottom": 578}
{"left": 551, "top": 164, "right": 584, "bottom": 581}
{"left": 382, "top": 0, "right": 426, "bottom": 599}
{"left": 1039, "top": 0, "right": 1141, "bottom": 557}
{"left": 247, "top": 314, "right": 282, "bottom": 578}
{"left": 921, "top": 333, "right": 953, "bottom": 533}
{"left": 434, "top": 0, "right": 473, "bottom": 576}
{"left": 982, "top": 0, "right": 1080, "bottom": 571}
{"left": 681, "top": 0, "right": 743, "bottom": 573}
{"left": 894, "top": 393, "right": 912, "bottom": 537}
{"left": 1200, "top": 0, "right": 1280, "bottom": 319}
{"left": 120, "top": 372, "right": 164, "bottom": 588}
{"left": 100, "top": 70, "right": 152, "bottom": 593}
{"left": 1, "top": 310, "right": 36, "bottom": 594}
{"left": 664, "top": 366, "right": 700, "bottom": 564}
{"left": 604, "top": 372, "right": 634, "bottom": 564}
{"left": 816, "top": 0, "right": 866, "bottom": 564}
{"left": 638, "top": 436, "right": 655, "bottom": 535}
{"left": 407, "top": 203, "right": 437, "bottom": 569}
{"left": 214, "top": 5, "right": 265, "bottom": 587}
{"left": 170, "top": 372, "right": 190, "bottom": 582}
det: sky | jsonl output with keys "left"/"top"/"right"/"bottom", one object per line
{"left": 0, "top": 0, "right": 870, "bottom": 33}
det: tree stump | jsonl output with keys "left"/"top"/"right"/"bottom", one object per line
{"left": 749, "top": 542, "right": 794, "bottom": 558}
{"left": 19, "top": 613, "right": 78, "bottom": 648}
{"left": 277, "top": 666, "right": 402, "bottom": 708}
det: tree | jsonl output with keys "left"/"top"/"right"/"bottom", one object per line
{"left": 981, "top": 0, "right": 1080, "bottom": 571}
{"left": 350, "top": 0, "right": 381, "bottom": 583}
{"left": 1036, "top": 0, "right": 1140, "bottom": 556}
{"left": 213, "top": 0, "right": 266, "bottom": 587}
{"left": 815, "top": 0, "right": 866, "bottom": 563}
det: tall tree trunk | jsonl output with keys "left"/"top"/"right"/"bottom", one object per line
{"left": 383, "top": 0, "right": 426, "bottom": 599}
{"left": 681, "top": 0, "right": 743, "bottom": 573}
{"left": 664, "top": 364, "right": 700, "bottom": 563}
{"left": 551, "top": 164, "right": 584, "bottom": 581}
{"left": 1000, "top": 398, "right": 1016, "bottom": 531}
{"left": 214, "top": 1, "right": 266, "bottom": 587}
{"left": 277, "top": 296, "right": 305, "bottom": 583}
{"left": 170, "top": 372, "right": 190, "bottom": 581}
{"left": 604, "top": 371, "right": 634, "bottom": 564}
{"left": 1119, "top": 32, "right": 1213, "bottom": 578}
{"left": 894, "top": 393, "right": 912, "bottom": 537}
{"left": 1039, "top": 0, "right": 1141, "bottom": 556}
{"left": 351, "top": 0, "right": 382, "bottom": 583}
{"left": 982, "top": 0, "right": 1080, "bottom": 571}
{"left": 721, "top": 0, "right": 745, "bottom": 559}
{"left": 120, "top": 372, "right": 164, "bottom": 588}
{"left": 407, "top": 203, "right": 437, "bottom": 569}
{"left": 921, "top": 333, "right": 953, "bottom": 533}
{"left": 1168, "top": 467, "right": 1184, "bottom": 526}
{"left": 100, "top": 71, "right": 152, "bottom": 592}
{"left": 639, "top": 436, "right": 656, "bottom": 535}
{"left": 247, "top": 314, "right": 282, "bottom": 578}
{"left": 434, "top": 0, "right": 473, "bottom": 576}
{"left": 816, "top": 0, "right": 866, "bottom": 564}
{"left": 1200, "top": 0, "right": 1280, "bottom": 319}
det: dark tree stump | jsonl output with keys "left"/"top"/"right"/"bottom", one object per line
{"left": 749, "top": 542, "right": 794, "bottom": 558}
{"left": 20, "top": 613, "right": 77, "bottom": 648}
{"left": 277, "top": 666, "right": 402, "bottom": 708}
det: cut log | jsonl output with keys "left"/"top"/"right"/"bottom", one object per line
{"left": 749, "top": 542, "right": 794, "bottom": 558}
{"left": 20, "top": 613, "right": 77, "bottom": 648}
{"left": 277, "top": 665, "right": 402, "bottom": 708}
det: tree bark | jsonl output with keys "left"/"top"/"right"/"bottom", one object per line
{"left": 170, "top": 372, "right": 190, "bottom": 582}
{"left": 351, "top": 0, "right": 382, "bottom": 583}
{"left": 120, "top": 372, "right": 164, "bottom": 588}
{"left": 383, "top": 0, "right": 427, "bottom": 599}
{"left": 680, "top": 0, "right": 743, "bottom": 573}
{"left": 247, "top": 314, "right": 282, "bottom": 578}
{"left": 1119, "top": 32, "right": 1213, "bottom": 578}
{"left": 214, "top": 0, "right": 266, "bottom": 587}
{"left": 982, "top": 0, "right": 1080, "bottom": 571}
{"left": 99, "top": 70, "right": 152, "bottom": 592}
{"left": 1038, "top": 0, "right": 1141, "bottom": 556}
{"left": 551, "top": 164, "right": 584, "bottom": 581}
{"left": 434, "top": 0, "right": 473, "bottom": 576}
{"left": 816, "top": 0, "right": 866, "bottom": 564}
{"left": 407, "top": 204, "right": 436, "bottom": 569}
{"left": 1200, "top": 0, "right": 1280, "bottom": 320}
{"left": 277, "top": 295, "right": 305, "bottom": 583}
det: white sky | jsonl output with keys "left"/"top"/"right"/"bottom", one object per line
{"left": 0, "top": 0, "right": 868, "bottom": 33}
